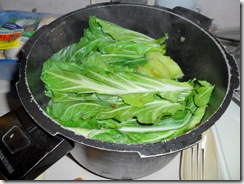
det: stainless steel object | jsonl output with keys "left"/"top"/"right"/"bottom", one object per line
{"left": 180, "top": 130, "right": 220, "bottom": 180}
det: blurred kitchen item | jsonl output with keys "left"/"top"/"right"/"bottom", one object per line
{"left": 0, "top": 10, "right": 58, "bottom": 80}
{"left": 213, "top": 27, "right": 240, "bottom": 42}
{"left": 180, "top": 129, "right": 220, "bottom": 180}
{"left": 36, "top": 16, "right": 57, "bottom": 29}
{"left": 155, "top": 0, "right": 196, "bottom": 10}
{"left": 4, "top": 16, "right": 57, "bottom": 60}
{"left": 212, "top": 26, "right": 240, "bottom": 105}
{"left": 0, "top": 50, "right": 5, "bottom": 59}
{"left": 212, "top": 27, "right": 240, "bottom": 54}
{"left": 4, "top": 42, "right": 25, "bottom": 60}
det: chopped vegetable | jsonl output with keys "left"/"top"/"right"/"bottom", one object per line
{"left": 41, "top": 16, "right": 214, "bottom": 144}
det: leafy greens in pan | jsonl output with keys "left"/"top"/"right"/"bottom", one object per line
{"left": 41, "top": 16, "right": 214, "bottom": 144}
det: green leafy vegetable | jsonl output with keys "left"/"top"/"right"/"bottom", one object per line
{"left": 144, "top": 52, "right": 184, "bottom": 79}
{"left": 41, "top": 16, "right": 214, "bottom": 144}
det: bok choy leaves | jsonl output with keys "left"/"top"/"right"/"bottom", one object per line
{"left": 41, "top": 16, "right": 214, "bottom": 144}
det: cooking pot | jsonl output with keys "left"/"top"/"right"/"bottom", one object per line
{"left": 0, "top": 3, "right": 239, "bottom": 180}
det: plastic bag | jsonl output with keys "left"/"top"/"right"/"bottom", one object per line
{"left": 0, "top": 18, "right": 40, "bottom": 50}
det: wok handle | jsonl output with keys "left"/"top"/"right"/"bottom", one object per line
{"left": 172, "top": 7, "right": 213, "bottom": 31}
{"left": 0, "top": 107, "right": 74, "bottom": 180}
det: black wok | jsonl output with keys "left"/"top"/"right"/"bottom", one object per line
{"left": 0, "top": 3, "right": 239, "bottom": 180}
